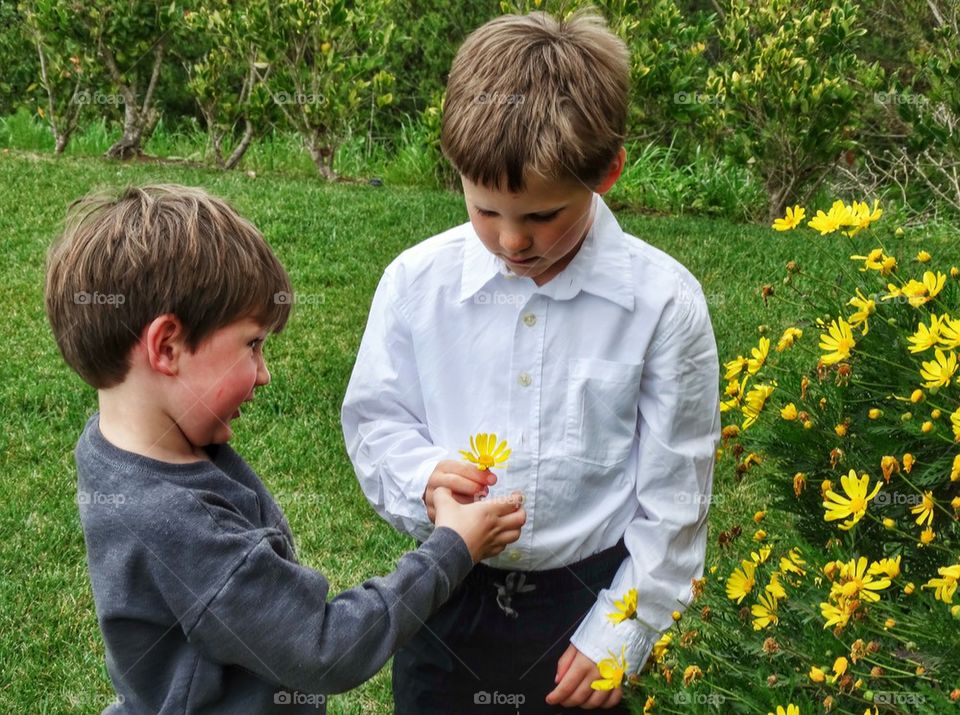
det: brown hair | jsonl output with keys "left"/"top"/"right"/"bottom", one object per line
{"left": 441, "top": 8, "right": 629, "bottom": 192}
{"left": 45, "top": 184, "right": 291, "bottom": 389}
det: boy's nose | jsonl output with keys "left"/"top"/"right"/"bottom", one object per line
{"left": 499, "top": 229, "right": 532, "bottom": 254}
{"left": 256, "top": 357, "right": 271, "bottom": 387}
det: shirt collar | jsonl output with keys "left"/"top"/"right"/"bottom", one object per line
{"left": 458, "top": 194, "right": 635, "bottom": 311}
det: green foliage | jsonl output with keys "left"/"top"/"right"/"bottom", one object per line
{"left": 706, "top": 0, "right": 884, "bottom": 220}
{"left": 0, "top": 1, "right": 38, "bottom": 115}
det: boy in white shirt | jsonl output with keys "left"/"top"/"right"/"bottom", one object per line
{"left": 342, "top": 9, "right": 721, "bottom": 713}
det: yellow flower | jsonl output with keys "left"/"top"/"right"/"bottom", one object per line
{"left": 917, "top": 250, "right": 931, "bottom": 262}
{"left": 781, "top": 403, "right": 798, "bottom": 420}
{"left": 830, "top": 656, "right": 849, "bottom": 683}
{"left": 766, "top": 572, "right": 787, "bottom": 600}
{"left": 868, "top": 408, "right": 882, "bottom": 419}
{"left": 682, "top": 664, "right": 703, "bottom": 686}
{"left": 835, "top": 423, "right": 848, "bottom": 437}
{"left": 821, "top": 599, "right": 855, "bottom": 629}
{"left": 819, "top": 318, "right": 856, "bottom": 365}
{"left": 776, "top": 327, "right": 803, "bottom": 351}
{"left": 747, "top": 337, "right": 770, "bottom": 374}
{"left": 919, "top": 349, "right": 958, "bottom": 388}
{"left": 590, "top": 646, "right": 627, "bottom": 691}
{"left": 607, "top": 588, "right": 638, "bottom": 624}
{"left": 907, "top": 314, "right": 946, "bottom": 353}
{"left": 922, "top": 564, "right": 960, "bottom": 603}
{"left": 751, "top": 545, "right": 772, "bottom": 564}
{"left": 793, "top": 472, "right": 807, "bottom": 496}
{"left": 905, "top": 582, "right": 916, "bottom": 594}
{"left": 823, "top": 470, "right": 882, "bottom": 530}
{"left": 883, "top": 271, "right": 947, "bottom": 307}
{"left": 768, "top": 704, "right": 800, "bottom": 715}
{"left": 939, "top": 316, "right": 960, "bottom": 349}
{"left": 883, "top": 517, "right": 895, "bottom": 528}
{"left": 868, "top": 556, "right": 901, "bottom": 579}
{"left": 724, "top": 355, "right": 748, "bottom": 380}
{"left": 809, "top": 665, "right": 826, "bottom": 683}
{"left": 726, "top": 559, "right": 757, "bottom": 603}
{"left": 651, "top": 632, "right": 671, "bottom": 662}
{"left": 831, "top": 556, "right": 891, "bottom": 602}
{"left": 754, "top": 529, "right": 767, "bottom": 541}
{"left": 809, "top": 200, "right": 856, "bottom": 235}
{"left": 644, "top": 695, "right": 655, "bottom": 713}
{"left": 779, "top": 549, "right": 806, "bottom": 576}
{"left": 952, "top": 408, "right": 960, "bottom": 441}
{"left": 845, "top": 199, "right": 883, "bottom": 236}
{"left": 911, "top": 491, "right": 936, "bottom": 527}
{"left": 903, "top": 453, "right": 915, "bottom": 472}
{"left": 920, "top": 526, "right": 935, "bottom": 545}
{"left": 880, "top": 456, "right": 900, "bottom": 482}
{"left": 772, "top": 205, "right": 806, "bottom": 231}
{"left": 459, "top": 432, "right": 511, "bottom": 471}
{"left": 953, "top": 454, "right": 960, "bottom": 480}
{"left": 850, "top": 247, "right": 886, "bottom": 272}
{"left": 847, "top": 288, "right": 875, "bottom": 335}
{"left": 742, "top": 383, "right": 776, "bottom": 429}
{"left": 754, "top": 510, "right": 766, "bottom": 523}
{"left": 752, "top": 590, "right": 780, "bottom": 630}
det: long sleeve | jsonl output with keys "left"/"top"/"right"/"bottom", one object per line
{"left": 168, "top": 511, "right": 473, "bottom": 694}
{"left": 341, "top": 263, "right": 448, "bottom": 540}
{"left": 570, "top": 281, "right": 721, "bottom": 671}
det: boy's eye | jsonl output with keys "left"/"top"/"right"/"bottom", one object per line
{"left": 476, "top": 208, "right": 498, "bottom": 217}
{"left": 529, "top": 211, "right": 560, "bottom": 222}
{"left": 249, "top": 338, "right": 264, "bottom": 350}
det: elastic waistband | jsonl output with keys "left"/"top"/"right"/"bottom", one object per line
{"left": 467, "top": 540, "right": 628, "bottom": 592}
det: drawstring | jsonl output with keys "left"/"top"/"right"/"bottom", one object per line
{"left": 493, "top": 572, "right": 536, "bottom": 618}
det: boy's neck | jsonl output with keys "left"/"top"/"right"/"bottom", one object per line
{"left": 98, "top": 389, "right": 211, "bottom": 464}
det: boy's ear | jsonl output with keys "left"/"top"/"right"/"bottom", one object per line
{"left": 594, "top": 146, "right": 627, "bottom": 195}
{"left": 144, "top": 314, "right": 186, "bottom": 377}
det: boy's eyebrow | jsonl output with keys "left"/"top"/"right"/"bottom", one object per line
{"left": 474, "top": 204, "right": 564, "bottom": 217}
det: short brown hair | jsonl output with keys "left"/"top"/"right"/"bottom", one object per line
{"left": 45, "top": 184, "right": 292, "bottom": 389}
{"left": 441, "top": 8, "right": 629, "bottom": 192}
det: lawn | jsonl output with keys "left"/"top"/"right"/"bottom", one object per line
{"left": 1, "top": 149, "right": 953, "bottom": 713}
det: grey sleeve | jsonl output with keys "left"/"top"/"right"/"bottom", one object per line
{"left": 185, "top": 525, "right": 472, "bottom": 693}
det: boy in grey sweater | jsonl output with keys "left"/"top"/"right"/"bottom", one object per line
{"left": 44, "top": 184, "right": 525, "bottom": 714}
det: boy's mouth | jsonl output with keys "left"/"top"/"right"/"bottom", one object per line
{"left": 506, "top": 255, "right": 537, "bottom": 265}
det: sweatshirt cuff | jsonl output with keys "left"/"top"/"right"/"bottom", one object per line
{"left": 416, "top": 526, "right": 474, "bottom": 596}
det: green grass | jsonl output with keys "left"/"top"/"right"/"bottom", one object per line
{"left": 1, "top": 148, "right": 957, "bottom": 714}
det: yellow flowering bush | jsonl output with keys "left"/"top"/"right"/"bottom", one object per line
{"left": 635, "top": 200, "right": 959, "bottom": 712}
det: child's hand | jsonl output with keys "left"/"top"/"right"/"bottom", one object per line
{"left": 422, "top": 459, "right": 496, "bottom": 522}
{"left": 545, "top": 644, "right": 623, "bottom": 710}
{"left": 433, "top": 487, "right": 525, "bottom": 563}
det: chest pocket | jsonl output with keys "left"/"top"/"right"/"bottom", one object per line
{"left": 565, "top": 358, "right": 644, "bottom": 467}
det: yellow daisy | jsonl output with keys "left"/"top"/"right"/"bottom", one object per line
{"left": 919, "top": 349, "right": 958, "bottom": 388}
{"left": 742, "top": 383, "right": 776, "bottom": 429}
{"left": 908, "top": 314, "right": 947, "bottom": 353}
{"left": 910, "top": 491, "right": 936, "bottom": 527}
{"left": 819, "top": 318, "right": 856, "bottom": 365}
{"left": 780, "top": 402, "right": 798, "bottom": 420}
{"left": 772, "top": 205, "right": 806, "bottom": 231}
{"left": 590, "top": 647, "right": 627, "bottom": 691}
{"left": 922, "top": 564, "right": 960, "bottom": 603}
{"left": 868, "top": 556, "right": 901, "bottom": 579}
{"left": 724, "top": 355, "right": 748, "bottom": 380}
{"left": 844, "top": 199, "right": 883, "bottom": 236}
{"left": 821, "top": 599, "right": 855, "bottom": 629}
{"left": 768, "top": 705, "right": 800, "bottom": 715}
{"left": 847, "top": 289, "right": 875, "bottom": 335}
{"left": 747, "top": 337, "right": 770, "bottom": 374}
{"left": 808, "top": 200, "right": 856, "bottom": 235}
{"left": 850, "top": 247, "right": 885, "bottom": 272}
{"left": 831, "top": 556, "right": 892, "bottom": 603}
{"left": 726, "top": 559, "right": 757, "bottom": 603}
{"left": 650, "top": 632, "right": 671, "bottom": 663}
{"left": 606, "top": 588, "right": 638, "bottom": 624}
{"left": 776, "top": 327, "right": 803, "bottom": 351}
{"left": 752, "top": 590, "right": 780, "bottom": 630}
{"left": 823, "top": 470, "right": 882, "bottom": 531}
{"left": 459, "top": 433, "right": 511, "bottom": 471}
{"left": 884, "top": 271, "right": 947, "bottom": 307}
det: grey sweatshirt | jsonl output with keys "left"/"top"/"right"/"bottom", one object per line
{"left": 74, "top": 413, "right": 472, "bottom": 714}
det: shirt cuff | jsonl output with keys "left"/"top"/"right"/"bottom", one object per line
{"left": 570, "top": 602, "right": 658, "bottom": 675}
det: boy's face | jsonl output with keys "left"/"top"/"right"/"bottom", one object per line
{"left": 172, "top": 317, "right": 271, "bottom": 447}
{"left": 462, "top": 172, "right": 598, "bottom": 287}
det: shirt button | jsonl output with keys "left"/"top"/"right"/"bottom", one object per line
{"left": 518, "top": 372, "right": 532, "bottom": 387}
{"left": 508, "top": 550, "right": 522, "bottom": 562}
{"left": 522, "top": 312, "right": 537, "bottom": 327}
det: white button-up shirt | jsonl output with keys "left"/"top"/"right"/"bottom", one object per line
{"left": 341, "top": 195, "right": 720, "bottom": 671}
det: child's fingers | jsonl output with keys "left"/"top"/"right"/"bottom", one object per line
{"left": 554, "top": 644, "right": 577, "bottom": 684}
{"left": 484, "top": 491, "right": 524, "bottom": 515}
{"left": 437, "top": 472, "right": 487, "bottom": 498}
{"left": 446, "top": 461, "right": 497, "bottom": 486}
{"left": 496, "top": 528, "right": 522, "bottom": 545}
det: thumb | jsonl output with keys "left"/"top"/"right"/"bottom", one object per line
{"left": 555, "top": 643, "right": 577, "bottom": 683}
{"left": 487, "top": 490, "right": 524, "bottom": 516}
{"left": 433, "top": 485, "right": 455, "bottom": 508}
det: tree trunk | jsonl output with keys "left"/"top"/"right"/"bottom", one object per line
{"left": 306, "top": 137, "right": 337, "bottom": 181}
{"left": 223, "top": 119, "right": 255, "bottom": 170}
{"left": 105, "top": 102, "right": 144, "bottom": 159}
